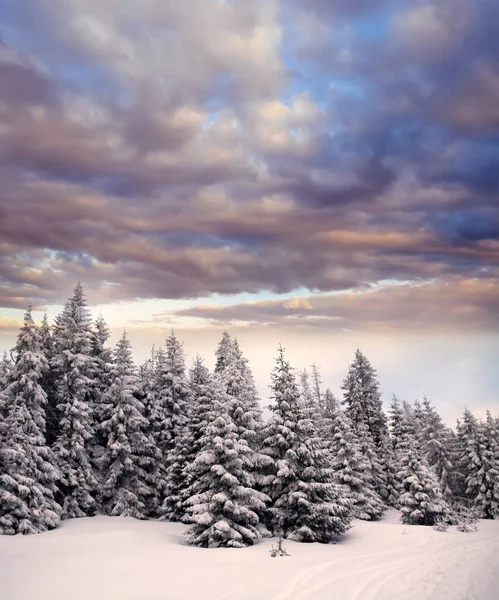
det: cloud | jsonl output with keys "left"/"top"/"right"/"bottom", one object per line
{"left": 170, "top": 278, "right": 499, "bottom": 331}
{"left": 0, "top": 0, "right": 496, "bottom": 331}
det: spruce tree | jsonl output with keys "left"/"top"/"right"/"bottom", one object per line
{"left": 214, "top": 330, "right": 235, "bottom": 373}
{"left": 420, "top": 398, "right": 454, "bottom": 502}
{"left": 51, "top": 283, "right": 98, "bottom": 518}
{"left": 396, "top": 410, "right": 450, "bottom": 526}
{"left": 0, "top": 307, "right": 61, "bottom": 534}
{"left": 215, "top": 337, "right": 263, "bottom": 440}
{"left": 262, "top": 346, "right": 352, "bottom": 542}
{"left": 158, "top": 331, "right": 191, "bottom": 521}
{"left": 184, "top": 372, "right": 269, "bottom": 548}
{"left": 39, "top": 314, "right": 58, "bottom": 445}
{"left": 398, "top": 434, "right": 451, "bottom": 526}
{"left": 458, "top": 409, "right": 499, "bottom": 518}
{"left": 98, "top": 332, "right": 154, "bottom": 518}
{"left": 310, "top": 363, "right": 323, "bottom": 409}
{"left": 183, "top": 357, "right": 219, "bottom": 473}
{"left": 322, "top": 390, "right": 385, "bottom": 520}
{"left": 341, "top": 350, "right": 389, "bottom": 501}
{"left": 0, "top": 351, "right": 13, "bottom": 418}
{"left": 90, "top": 315, "right": 114, "bottom": 456}
{"left": 341, "top": 349, "right": 387, "bottom": 446}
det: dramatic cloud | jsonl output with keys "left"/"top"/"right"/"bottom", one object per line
{"left": 170, "top": 278, "right": 499, "bottom": 331}
{"left": 0, "top": 0, "right": 497, "bottom": 331}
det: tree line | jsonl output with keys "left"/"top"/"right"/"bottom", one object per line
{"left": 0, "top": 283, "right": 498, "bottom": 546}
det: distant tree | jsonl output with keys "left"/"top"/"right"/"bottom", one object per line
{"left": 214, "top": 331, "right": 235, "bottom": 373}
{"left": 310, "top": 363, "right": 323, "bottom": 409}
{"left": 261, "top": 346, "right": 352, "bottom": 542}
{"left": 0, "top": 306, "right": 61, "bottom": 534}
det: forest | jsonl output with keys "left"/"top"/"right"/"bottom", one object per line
{"left": 1, "top": 283, "right": 498, "bottom": 546}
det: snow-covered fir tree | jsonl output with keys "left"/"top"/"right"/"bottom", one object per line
{"left": 182, "top": 358, "right": 219, "bottom": 475}
{"left": 341, "top": 349, "right": 388, "bottom": 446}
{"left": 184, "top": 378, "right": 270, "bottom": 547}
{"left": 321, "top": 389, "right": 385, "bottom": 520}
{"left": 299, "top": 369, "right": 313, "bottom": 405}
{"left": 0, "top": 350, "right": 12, "bottom": 381}
{"left": 310, "top": 363, "right": 323, "bottom": 409}
{"left": 158, "top": 331, "right": 192, "bottom": 521}
{"left": 420, "top": 398, "right": 455, "bottom": 502}
{"left": 38, "top": 313, "right": 58, "bottom": 445}
{"left": 216, "top": 335, "right": 264, "bottom": 446}
{"left": 262, "top": 346, "right": 352, "bottom": 543}
{"left": 98, "top": 332, "right": 154, "bottom": 518}
{"left": 458, "top": 408, "right": 499, "bottom": 519}
{"left": 341, "top": 350, "right": 389, "bottom": 501}
{"left": 214, "top": 330, "right": 235, "bottom": 373}
{"left": 90, "top": 314, "right": 114, "bottom": 455}
{"left": 51, "top": 283, "right": 98, "bottom": 519}
{"left": 0, "top": 307, "right": 62, "bottom": 535}
{"left": 0, "top": 350, "right": 13, "bottom": 418}
{"left": 388, "top": 395, "right": 404, "bottom": 450}
{"left": 396, "top": 410, "right": 450, "bottom": 526}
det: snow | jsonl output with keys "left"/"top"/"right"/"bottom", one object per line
{"left": 1, "top": 510, "right": 498, "bottom": 600}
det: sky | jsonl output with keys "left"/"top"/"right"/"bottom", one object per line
{"left": 0, "top": 0, "right": 498, "bottom": 423}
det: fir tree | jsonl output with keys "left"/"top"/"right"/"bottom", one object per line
{"left": 322, "top": 390, "right": 385, "bottom": 520}
{"left": 98, "top": 332, "right": 153, "bottom": 518}
{"left": 39, "top": 314, "right": 58, "bottom": 445}
{"left": 184, "top": 376, "right": 269, "bottom": 548}
{"left": 310, "top": 363, "right": 323, "bottom": 409}
{"left": 262, "top": 346, "right": 352, "bottom": 542}
{"left": 458, "top": 409, "right": 499, "bottom": 518}
{"left": 420, "top": 398, "right": 454, "bottom": 502}
{"left": 0, "top": 306, "right": 61, "bottom": 534}
{"left": 51, "top": 283, "right": 98, "bottom": 518}
{"left": 158, "top": 331, "right": 191, "bottom": 521}
{"left": 398, "top": 433, "right": 450, "bottom": 526}
{"left": 217, "top": 337, "right": 264, "bottom": 445}
{"left": 341, "top": 350, "right": 387, "bottom": 446}
{"left": 214, "top": 331, "right": 235, "bottom": 373}
{"left": 388, "top": 395, "right": 404, "bottom": 451}
{"left": 0, "top": 351, "right": 13, "bottom": 419}
{"left": 90, "top": 315, "right": 114, "bottom": 451}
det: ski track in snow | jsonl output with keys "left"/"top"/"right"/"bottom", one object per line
{"left": 269, "top": 527, "right": 499, "bottom": 600}
{"left": 1, "top": 512, "right": 499, "bottom": 600}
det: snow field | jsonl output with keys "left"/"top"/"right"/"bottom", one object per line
{"left": 1, "top": 510, "right": 498, "bottom": 600}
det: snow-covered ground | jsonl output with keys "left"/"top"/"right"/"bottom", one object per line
{"left": 1, "top": 510, "right": 498, "bottom": 600}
